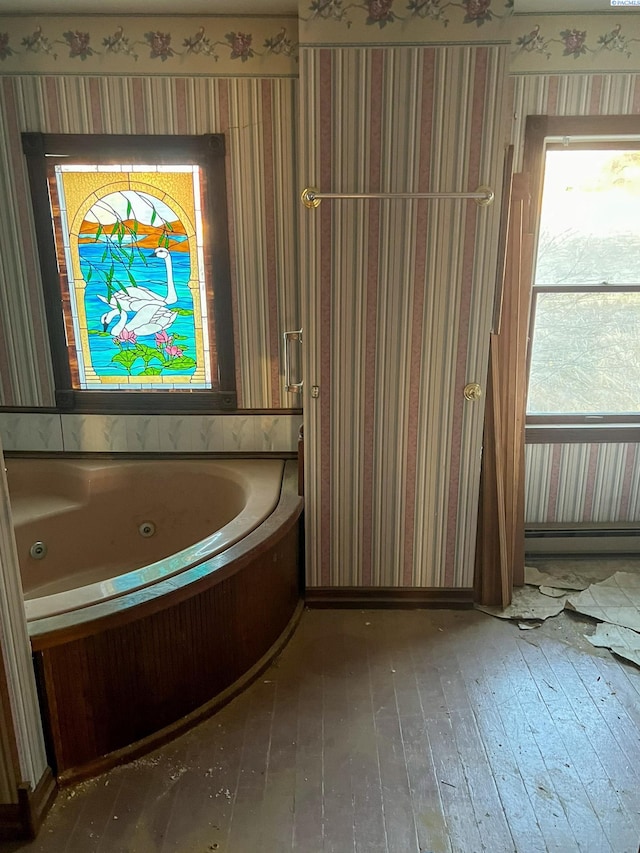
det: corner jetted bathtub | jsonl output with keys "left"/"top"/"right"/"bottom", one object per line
{"left": 8, "top": 458, "right": 284, "bottom": 621}
{"left": 5, "top": 457, "right": 303, "bottom": 782}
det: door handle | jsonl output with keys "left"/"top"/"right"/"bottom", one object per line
{"left": 464, "top": 382, "right": 483, "bottom": 401}
{"left": 284, "top": 329, "right": 303, "bottom": 393}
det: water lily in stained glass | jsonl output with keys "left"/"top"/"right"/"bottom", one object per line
{"left": 51, "top": 164, "right": 212, "bottom": 390}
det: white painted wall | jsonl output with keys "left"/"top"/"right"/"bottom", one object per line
{"left": 0, "top": 436, "right": 48, "bottom": 802}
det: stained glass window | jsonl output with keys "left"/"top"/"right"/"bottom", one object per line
{"left": 23, "top": 134, "right": 235, "bottom": 411}
{"left": 53, "top": 165, "right": 211, "bottom": 390}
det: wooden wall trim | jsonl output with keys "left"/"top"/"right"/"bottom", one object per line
{"left": 0, "top": 766, "right": 56, "bottom": 841}
{"left": 304, "top": 588, "right": 474, "bottom": 609}
{"left": 0, "top": 407, "right": 303, "bottom": 416}
{"left": 475, "top": 167, "right": 532, "bottom": 604}
{"left": 526, "top": 426, "right": 640, "bottom": 444}
{"left": 475, "top": 335, "right": 509, "bottom": 608}
{"left": 18, "top": 767, "right": 57, "bottom": 839}
{"left": 540, "top": 115, "right": 640, "bottom": 139}
{"left": 0, "top": 804, "right": 23, "bottom": 840}
{"left": 7, "top": 450, "right": 298, "bottom": 461}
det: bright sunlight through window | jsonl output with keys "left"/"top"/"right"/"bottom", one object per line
{"left": 527, "top": 147, "right": 640, "bottom": 417}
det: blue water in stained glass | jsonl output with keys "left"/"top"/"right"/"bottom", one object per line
{"left": 80, "top": 241, "right": 198, "bottom": 381}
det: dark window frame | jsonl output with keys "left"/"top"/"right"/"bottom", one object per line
{"left": 22, "top": 132, "right": 237, "bottom": 413}
{"left": 523, "top": 115, "right": 640, "bottom": 431}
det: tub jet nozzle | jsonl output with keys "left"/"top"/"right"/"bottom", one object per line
{"left": 30, "top": 541, "right": 47, "bottom": 560}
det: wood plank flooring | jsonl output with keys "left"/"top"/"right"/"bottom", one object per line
{"left": 2, "top": 606, "right": 639, "bottom": 853}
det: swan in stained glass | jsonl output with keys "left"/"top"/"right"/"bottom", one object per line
{"left": 151, "top": 247, "right": 178, "bottom": 305}
{"left": 101, "top": 300, "right": 178, "bottom": 339}
{"left": 97, "top": 246, "right": 178, "bottom": 319}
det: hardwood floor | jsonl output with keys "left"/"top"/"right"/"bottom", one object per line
{"left": 2, "top": 607, "right": 639, "bottom": 853}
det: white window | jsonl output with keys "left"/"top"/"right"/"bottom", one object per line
{"left": 528, "top": 145, "right": 640, "bottom": 421}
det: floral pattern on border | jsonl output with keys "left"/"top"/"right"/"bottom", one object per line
{"left": 597, "top": 24, "right": 638, "bottom": 58}
{"left": 366, "top": 0, "right": 397, "bottom": 28}
{"left": 0, "top": 23, "right": 298, "bottom": 64}
{"left": 264, "top": 27, "right": 296, "bottom": 57}
{"left": 0, "top": 33, "right": 13, "bottom": 60}
{"left": 406, "top": 0, "right": 449, "bottom": 25}
{"left": 63, "top": 30, "right": 94, "bottom": 60}
{"left": 463, "top": 0, "right": 493, "bottom": 27}
{"left": 513, "top": 25, "right": 551, "bottom": 59}
{"left": 300, "top": 0, "right": 640, "bottom": 66}
{"left": 302, "top": 0, "right": 512, "bottom": 27}
{"left": 560, "top": 27, "right": 587, "bottom": 58}
{"left": 21, "top": 26, "right": 58, "bottom": 58}
{"left": 3, "top": 16, "right": 640, "bottom": 67}
{"left": 226, "top": 31, "right": 254, "bottom": 61}
{"left": 183, "top": 27, "right": 218, "bottom": 59}
{"left": 103, "top": 27, "right": 138, "bottom": 59}
{"left": 307, "top": 1, "right": 350, "bottom": 24}
{"left": 145, "top": 31, "right": 175, "bottom": 61}
{"left": 511, "top": 24, "right": 640, "bottom": 63}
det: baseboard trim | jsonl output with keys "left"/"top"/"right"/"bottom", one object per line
{"left": 0, "top": 766, "right": 57, "bottom": 840}
{"left": 0, "top": 804, "right": 22, "bottom": 841}
{"left": 305, "top": 587, "right": 474, "bottom": 609}
{"left": 526, "top": 526, "right": 640, "bottom": 555}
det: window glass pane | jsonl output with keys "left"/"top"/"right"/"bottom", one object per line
{"left": 535, "top": 150, "right": 640, "bottom": 286}
{"left": 51, "top": 164, "right": 214, "bottom": 391}
{"left": 528, "top": 291, "right": 640, "bottom": 414}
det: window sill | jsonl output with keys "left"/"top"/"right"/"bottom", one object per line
{"left": 526, "top": 423, "right": 640, "bottom": 444}
{"left": 53, "top": 390, "right": 238, "bottom": 414}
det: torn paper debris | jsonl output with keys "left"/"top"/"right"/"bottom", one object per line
{"left": 539, "top": 585, "right": 568, "bottom": 599}
{"left": 566, "top": 572, "right": 640, "bottom": 633}
{"left": 586, "top": 622, "right": 640, "bottom": 668}
{"left": 476, "top": 585, "right": 566, "bottom": 622}
{"left": 525, "top": 565, "right": 588, "bottom": 591}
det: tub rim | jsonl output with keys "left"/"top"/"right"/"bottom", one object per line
{"left": 10, "top": 457, "right": 284, "bottom": 623}
{"left": 22, "top": 460, "right": 302, "bottom": 649}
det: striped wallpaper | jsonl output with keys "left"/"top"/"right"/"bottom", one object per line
{"left": 2, "top": 48, "right": 639, "bottom": 547}
{"left": 512, "top": 72, "right": 640, "bottom": 526}
{"left": 510, "top": 72, "right": 640, "bottom": 168}
{"left": 525, "top": 443, "right": 640, "bottom": 525}
{"left": 0, "top": 74, "right": 299, "bottom": 409}
{"left": 300, "top": 44, "right": 508, "bottom": 589}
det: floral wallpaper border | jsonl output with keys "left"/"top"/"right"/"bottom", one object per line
{"left": 2, "top": 9, "right": 640, "bottom": 75}
{"left": 299, "top": 1, "right": 640, "bottom": 73}
{"left": 511, "top": 21, "right": 638, "bottom": 62}
{"left": 301, "top": 0, "right": 513, "bottom": 29}
{"left": 0, "top": 17, "right": 298, "bottom": 75}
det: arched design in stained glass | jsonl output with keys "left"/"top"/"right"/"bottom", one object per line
{"left": 53, "top": 165, "right": 212, "bottom": 391}
{"left": 22, "top": 133, "right": 235, "bottom": 410}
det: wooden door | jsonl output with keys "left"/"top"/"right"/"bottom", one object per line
{"left": 476, "top": 171, "right": 534, "bottom": 605}
{"left": 300, "top": 44, "right": 510, "bottom": 595}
